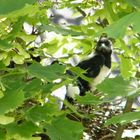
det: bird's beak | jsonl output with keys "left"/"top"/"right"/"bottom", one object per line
{"left": 100, "top": 43, "right": 106, "bottom": 49}
{"left": 100, "top": 43, "right": 108, "bottom": 53}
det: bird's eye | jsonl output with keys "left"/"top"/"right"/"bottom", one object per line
{"left": 104, "top": 41, "right": 110, "bottom": 46}
{"left": 98, "top": 42, "right": 103, "bottom": 46}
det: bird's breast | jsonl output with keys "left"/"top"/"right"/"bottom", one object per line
{"left": 90, "top": 65, "right": 111, "bottom": 92}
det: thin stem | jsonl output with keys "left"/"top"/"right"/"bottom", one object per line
{"left": 63, "top": 100, "right": 85, "bottom": 119}
{"left": 76, "top": 7, "right": 86, "bottom": 17}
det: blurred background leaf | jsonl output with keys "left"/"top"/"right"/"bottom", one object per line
{"left": 0, "top": 0, "right": 37, "bottom": 14}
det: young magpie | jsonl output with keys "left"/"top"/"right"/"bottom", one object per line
{"left": 67, "top": 37, "right": 112, "bottom": 97}
{"left": 50, "top": 37, "right": 112, "bottom": 108}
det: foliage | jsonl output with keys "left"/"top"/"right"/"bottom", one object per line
{"left": 105, "top": 111, "right": 140, "bottom": 126}
{"left": 0, "top": 0, "right": 140, "bottom": 139}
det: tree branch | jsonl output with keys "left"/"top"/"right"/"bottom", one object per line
{"left": 99, "top": 134, "right": 114, "bottom": 140}
{"left": 76, "top": 7, "right": 86, "bottom": 17}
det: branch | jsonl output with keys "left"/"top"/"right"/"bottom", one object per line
{"left": 99, "top": 134, "right": 114, "bottom": 140}
{"left": 76, "top": 7, "right": 86, "bottom": 17}
{"left": 25, "top": 41, "right": 34, "bottom": 47}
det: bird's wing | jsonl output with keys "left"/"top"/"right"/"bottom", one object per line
{"left": 76, "top": 54, "right": 105, "bottom": 95}
{"left": 77, "top": 54, "right": 105, "bottom": 78}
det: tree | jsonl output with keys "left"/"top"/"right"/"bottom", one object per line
{"left": 0, "top": 0, "right": 140, "bottom": 139}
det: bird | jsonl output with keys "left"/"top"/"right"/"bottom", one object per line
{"left": 50, "top": 37, "right": 112, "bottom": 109}
{"left": 67, "top": 37, "right": 112, "bottom": 98}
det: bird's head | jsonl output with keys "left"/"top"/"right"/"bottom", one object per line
{"left": 96, "top": 37, "right": 112, "bottom": 54}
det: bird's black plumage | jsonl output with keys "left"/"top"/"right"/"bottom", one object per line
{"left": 76, "top": 37, "right": 112, "bottom": 95}
{"left": 50, "top": 37, "right": 112, "bottom": 108}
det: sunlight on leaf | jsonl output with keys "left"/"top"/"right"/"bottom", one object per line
{"left": 0, "top": 115, "right": 14, "bottom": 125}
{"left": 120, "top": 56, "right": 136, "bottom": 79}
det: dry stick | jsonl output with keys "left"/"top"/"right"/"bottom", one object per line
{"left": 114, "top": 97, "right": 134, "bottom": 140}
{"left": 99, "top": 134, "right": 114, "bottom": 140}
{"left": 76, "top": 7, "right": 86, "bottom": 17}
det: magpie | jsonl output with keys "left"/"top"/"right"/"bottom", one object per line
{"left": 50, "top": 37, "right": 112, "bottom": 108}
{"left": 67, "top": 37, "right": 112, "bottom": 98}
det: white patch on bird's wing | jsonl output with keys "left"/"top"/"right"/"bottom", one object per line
{"left": 90, "top": 65, "right": 111, "bottom": 92}
{"left": 51, "top": 86, "right": 67, "bottom": 109}
{"left": 50, "top": 84, "right": 80, "bottom": 109}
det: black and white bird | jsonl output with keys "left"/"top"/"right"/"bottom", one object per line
{"left": 51, "top": 37, "right": 112, "bottom": 108}
{"left": 67, "top": 37, "right": 112, "bottom": 98}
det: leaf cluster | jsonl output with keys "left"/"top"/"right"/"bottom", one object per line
{"left": 0, "top": 0, "right": 140, "bottom": 139}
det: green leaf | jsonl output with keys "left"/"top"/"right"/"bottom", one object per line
{"left": 26, "top": 103, "right": 62, "bottom": 122}
{"left": 0, "top": 90, "right": 4, "bottom": 99}
{"left": 0, "top": 90, "right": 24, "bottom": 115}
{"left": 0, "top": 128, "right": 6, "bottom": 140}
{"left": 45, "top": 115, "right": 84, "bottom": 140}
{"left": 2, "top": 74, "right": 26, "bottom": 93}
{"left": 99, "top": 12, "right": 140, "bottom": 38}
{"left": 105, "top": 111, "right": 140, "bottom": 126}
{"left": 6, "top": 17, "right": 24, "bottom": 40}
{"left": 8, "top": 4, "right": 40, "bottom": 18}
{"left": 24, "top": 79, "right": 43, "bottom": 97}
{"left": 97, "top": 76, "right": 131, "bottom": 98}
{"left": 0, "top": 39, "right": 13, "bottom": 51}
{"left": 13, "top": 55, "right": 25, "bottom": 64}
{"left": 6, "top": 121, "right": 38, "bottom": 138}
{"left": 42, "top": 83, "right": 54, "bottom": 94}
{"left": 41, "top": 43, "right": 59, "bottom": 54}
{"left": 1, "top": 74, "right": 27, "bottom": 115}
{"left": 69, "top": 67, "right": 92, "bottom": 83}
{"left": 76, "top": 92, "right": 101, "bottom": 105}
{"left": 28, "top": 63, "right": 66, "bottom": 82}
{"left": 0, "top": 115, "right": 14, "bottom": 125}
{"left": 124, "top": 0, "right": 140, "bottom": 8}
{"left": 0, "top": 52, "right": 7, "bottom": 61}
{"left": 0, "top": 61, "right": 5, "bottom": 68}
{"left": 40, "top": 25, "right": 84, "bottom": 36}
{"left": 120, "top": 56, "right": 136, "bottom": 79}
{"left": 17, "top": 33, "right": 36, "bottom": 42}
{"left": 63, "top": 100, "right": 85, "bottom": 119}
{"left": 7, "top": 136, "right": 41, "bottom": 140}
{"left": 131, "top": 12, "right": 140, "bottom": 32}
{"left": 24, "top": 79, "right": 55, "bottom": 97}
{"left": 0, "top": 0, "right": 37, "bottom": 14}
{"left": 3, "top": 56, "right": 11, "bottom": 66}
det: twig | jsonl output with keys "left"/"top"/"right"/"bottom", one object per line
{"left": 76, "top": 7, "right": 86, "bottom": 17}
{"left": 25, "top": 41, "right": 34, "bottom": 47}
{"left": 99, "top": 134, "right": 114, "bottom": 140}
